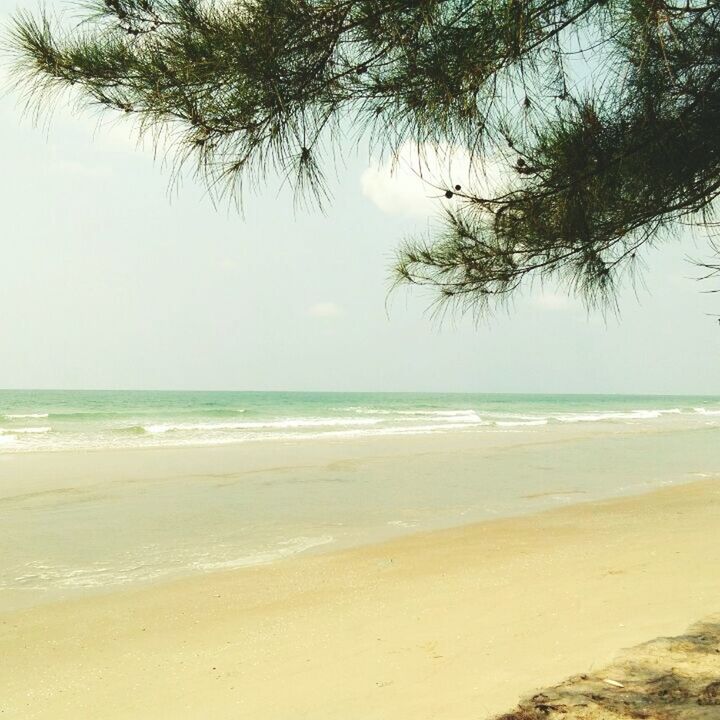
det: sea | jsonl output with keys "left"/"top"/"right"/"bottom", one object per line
{"left": 1, "top": 390, "right": 719, "bottom": 610}
{"left": 1, "top": 389, "right": 719, "bottom": 452}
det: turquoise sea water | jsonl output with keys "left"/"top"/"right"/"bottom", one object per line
{"left": 1, "top": 389, "right": 719, "bottom": 452}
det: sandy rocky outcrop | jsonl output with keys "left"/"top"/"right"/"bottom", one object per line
{"left": 497, "top": 617, "right": 720, "bottom": 720}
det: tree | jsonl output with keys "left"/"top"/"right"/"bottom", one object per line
{"left": 7, "top": 0, "right": 720, "bottom": 314}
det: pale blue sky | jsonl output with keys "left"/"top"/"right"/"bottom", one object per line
{"left": 0, "top": 1, "right": 718, "bottom": 394}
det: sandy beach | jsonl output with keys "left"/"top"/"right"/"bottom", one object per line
{"left": 2, "top": 475, "right": 719, "bottom": 719}
{"left": 3, "top": 0, "right": 720, "bottom": 707}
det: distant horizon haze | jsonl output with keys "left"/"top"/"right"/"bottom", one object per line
{"left": 1, "top": 387, "right": 720, "bottom": 397}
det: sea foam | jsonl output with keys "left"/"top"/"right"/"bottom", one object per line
{"left": 555, "top": 409, "right": 669, "bottom": 423}
{"left": 4, "top": 413, "right": 49, "bottom": 419}
{"left": 142, "top": 417, "right": 382, "bottom": 434}
{"left": 191, "top": 535, "right": 334, "bottom": 571}
{"left": 0, "top": 426, "right": 51, "bottom": 434}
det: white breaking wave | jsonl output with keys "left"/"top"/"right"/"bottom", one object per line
{"left": 8, "top": 560, "right": 164, "bottom": 590}
{"left": 0, "top": 426, "right": 51, "bottom": 434}
{"left": 555, "top": 409, "right": 676, "bottom": 423}
{"left": 484, "top": 413, "right": 548, "bottom": 420}
{"left": 349, "top": 407, "right": 686, "bottom": 427}
{"left": 191, "top": 535, "right": 334, "bottom": 571}
{"left": 288, "top": 420, "right": 491, "bottom": 440}
{"left": 396, "top": 410, "right": 482, "bottom": 419}
{"left": 124, "top": 420, "right": 493, "bottom": 448}
{"left": 348, "top": 407, "right": 482, "bottom": 420}
{"left": 5, "top": 413, "right": 49, "bottom": 419}
{"left": 0, "top": 399, "right": 707, "bottom": 454}
{"left": 143, "top": 417, "right": 382, "bottom": 434}
{"left": 495, "top": 419, "right": 548, "bottom": 427}
{"left": 694, "top": 408, "right": 720, "bottom": 416}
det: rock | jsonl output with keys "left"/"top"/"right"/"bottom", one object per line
{"left": 698, "top": 680, "right": 720, "bottom": 706}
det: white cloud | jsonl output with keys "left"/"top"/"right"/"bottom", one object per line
{"left": 360, "top": 142, "right": 509, "bottom": 217}
{"left": 307, "top": 302, "right": 344, "bottom": 318}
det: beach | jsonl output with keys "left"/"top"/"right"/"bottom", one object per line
{"left": 2, "top": 476, "right": 719, "bottom": 719}
{"left": 1, "top": 391, "right": 719, "bottom": 718}
{"left": 4, "top": 0, "right": 720, "bottom": 710}
{"left": 1, "top": 409, "right": 719, "bottom": 611}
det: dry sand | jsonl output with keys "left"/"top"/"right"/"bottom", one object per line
{"left": 1, "top": 478, "right": 719, "bottom": 720}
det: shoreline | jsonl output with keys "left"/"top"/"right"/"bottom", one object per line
{"left": 2, "top": 477, "right": 719, "bottom": 719}
{"left": 2, "top": 427, "right": 718, "bottom": 613}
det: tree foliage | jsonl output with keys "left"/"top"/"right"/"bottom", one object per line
{"left": 7, "top": 0, "right": 720, "bottom": 312}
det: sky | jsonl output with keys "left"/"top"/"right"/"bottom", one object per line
{"left": 0, "top": 2, "right": 718, "bottom": 395}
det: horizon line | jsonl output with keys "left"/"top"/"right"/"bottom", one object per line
{"left": 1, "top": 388, "right": 719, "bottom": 397}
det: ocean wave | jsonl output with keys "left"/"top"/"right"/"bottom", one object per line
{"left": 395, "top": 409, "right": 479, "bottom": 416}
{"left": 555, "top": 409, "right": 676, "bottom": 423}
{"left": 395, "top": 410, "right": 484, "bottom": 422}
{"left": 347, "top": 407, "right": 683, "bottom": 426}
{"left": 114, "top": 425, "right": 147, "bottom": 435}
{"left": 0, "top": 426, "right": 51, "bottom": 434}
{"left": 347, "top": 406, "right": 481, "bottom": 419}
{"left": 694, "top": 407, "right": 720, "bottom": 416}
{"left": 45, "top": 411, "right": 134, "bottom": 420}
{"left": 345, "top": 406, "right": 394, "bottom": 414}
{"left": 0, "top": 399, "right": 710, "bottom": 453}
{"left": 43, "top": 408, "right": 247, "bottom": 421}
{"left": 7, "top": 560, "right": 162, "bottom": 590}
{"left": 198, "top": 408, "right": 247, "bottom": 416}
{"left": 291, "top": 420, "right": 491, "bottom": 440}
{"left": 141, "top": 417, "right": 383, "bottom": 434}
{"left": 100, "top": 420, "right": 493, "bottom": 448}
{"left": 347, "top": 407, "right": 687, "bottom": 426}
{"left": 191, "top": 535, "right": 334, "bottom": 571}
{"left": 4, "top": 413, "right": 49, "bottom": 419}
{"left": 4, "top": 536, "right": 335, "bottom": 593}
